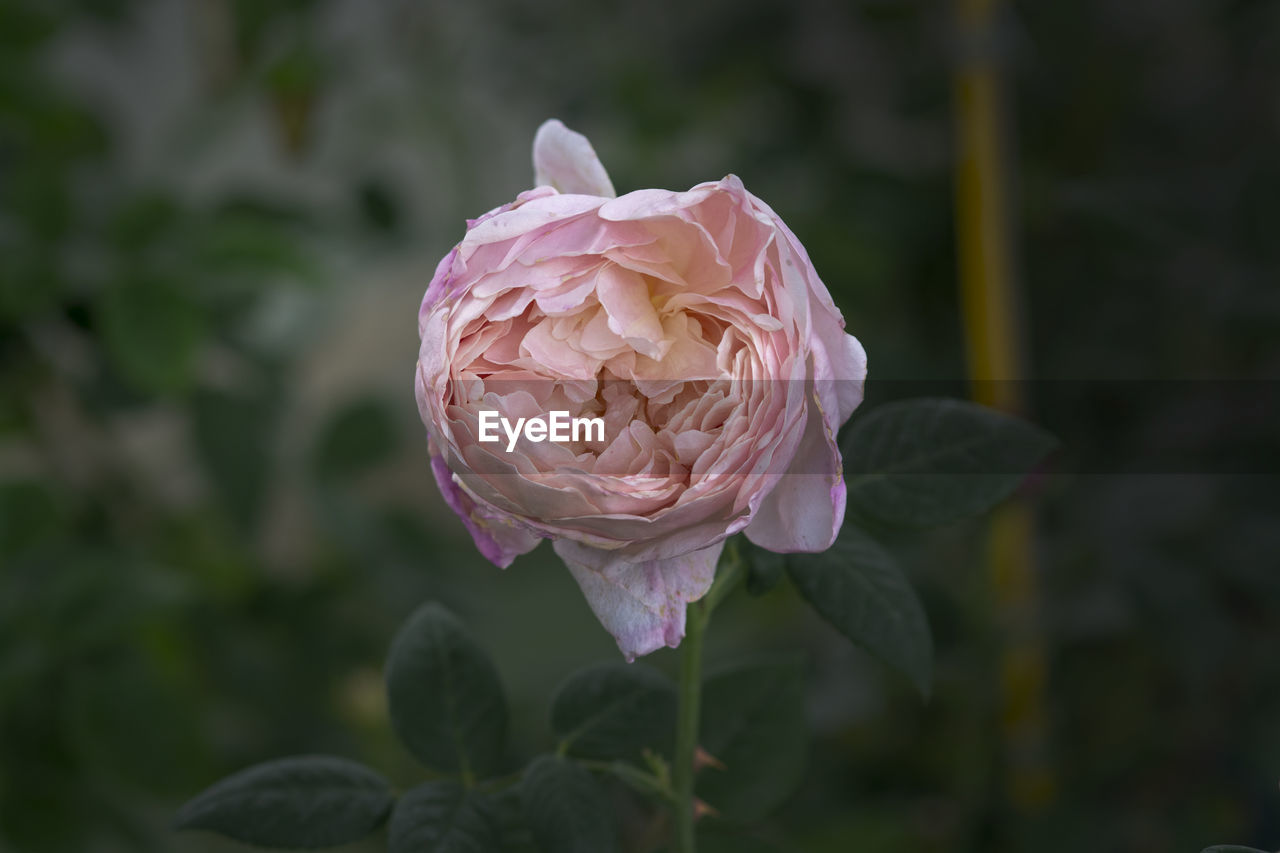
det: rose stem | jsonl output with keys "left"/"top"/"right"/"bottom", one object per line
{"left": 672, "top": 595, "right": 706, "bottom": 853}
{"left": 672, "top": 540, "right": 744, "bottom": 853}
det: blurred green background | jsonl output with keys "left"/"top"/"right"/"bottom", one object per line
{"left": 1, "top": 0, "right": 1278, "bottom": 851}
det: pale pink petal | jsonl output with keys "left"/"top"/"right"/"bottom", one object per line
{"left": 596, "top": 264, "right": 667, "bottom": 359}
{"left": 533, "top": 119, "right": 617, "bottom": 198}
{"left": 596, "top": 184, "right": 718, "bottom": 222}
{"left": 631, "top": 312, "right": 719, "bottom": 387}
{"left": 520, "top": 317, "right": 601, "bottom": 379}
{"left": 430, "top": 450, "right": 541, "bottom": 568}
{"left": 461, "top": 193, "right": 606, "bottom": 252}
{"left": 554, "top": 539, "right": 722, "bottom": 660}
{"left": 832, "top": 331, "right": 868, "bottom": 424}
{"left": 744, "top": 390, "right": 846, "bottom": 553}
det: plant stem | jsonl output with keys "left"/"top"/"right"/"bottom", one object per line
{"left": 672, "top": 596, "right": 706, "bottom": 853}
{"left": 672, "top": 540, "right": 745, "bottom": 853}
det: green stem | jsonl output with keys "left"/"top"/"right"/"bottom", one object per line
{"left": 672, "top": 539, "right": 745, "bottom": 853}
{"left": 578, "top": 759, "right": 672, "bottom": 802}
{"left": 672, "top": 596, "right": 706, "bottom": 853}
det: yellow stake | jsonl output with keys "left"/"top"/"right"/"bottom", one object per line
{"left": 953, "top": 0, "right": 1055, "bottom": 812}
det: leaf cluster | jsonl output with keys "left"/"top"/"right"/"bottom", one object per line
{"left": 175, "top": 397, "right": 1055, "bottom": 851}
{"left": 751, "top": 397, "right": 1057, "bottom": 697}
{"left": 176, "top": 601, "right": 811, "bottom": 852}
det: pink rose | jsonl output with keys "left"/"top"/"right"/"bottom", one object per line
{"left": 415, "top": 120, "right": 867, "bottom": 660}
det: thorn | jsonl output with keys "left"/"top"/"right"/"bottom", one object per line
{"left": 693, "top": 798, "right": 720, "bottom": 821}
{"left": 694, "top": 746, "right": 726, "bottom": 772}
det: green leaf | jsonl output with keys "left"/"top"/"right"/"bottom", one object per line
{"left": 108, "top": 192, "right": 182, "bottom": 252}
{"left": 0, "top": 480, "right": 62, "bottom": 558}
{"left": 389, "top": 781, "right": 503, "bottom": 853}
{"left": 0, "top": 3, "right": 57, "bottom": 53}
{"left": 386, "top": 602, "right": 507, "bottom": 777}
{"left": 697, "top": 660, "right": 807, "bottom": 820}
{"left": 696, "top": 827, "right": 788, "bottom": 853}
{"left": 843, "top": 397, "right": 1057, "bottom": 528}
{"left": 520, "top": 755, "right": 619, "bottom": 853}
{"left": 654, "top": 828, "right": 786, "bottom": 853}
{"left": 311, "top": 397, "right": 399, "bottom": 482}
{"left": 191, "top": 386, "right": 278, "bottom": 533}
{"left": 66, "top": 654, "right": 208, "bottom": 794}
{"left": 0, "top": 248, "right": 59, "bottom": 321}
{"left": 744, "top": 542, "right": 787, "bottom": 596}
{"left": 100, "top": 276, "right": 203, "bottom": 394}
{"left": 192, "top": 209, "right": 318, "bottom": 283}
{"left": 174, "top": 755, "right": 393, "bottom": 848}
{"left": 788, "top": 529, "right": 933, "bottom": 696}
{"left": 357, "top": 179, "right": 401, "bottom": 233}
{"left": 550, "top": 663, "right": 675, "bottom": 761}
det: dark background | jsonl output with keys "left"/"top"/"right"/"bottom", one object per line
{"left": 2, "top": 0, "right": 1278, "bottom": 851}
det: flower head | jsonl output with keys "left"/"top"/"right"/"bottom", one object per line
{"left": 416, "top": 120, "right": 866, "bottom": 659}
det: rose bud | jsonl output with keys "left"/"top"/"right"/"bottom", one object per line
{"left": 415, "top": 120, "right": 866, "bottom": 660}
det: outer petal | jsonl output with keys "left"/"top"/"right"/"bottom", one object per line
{"left": 743, "top": 387, "right": 847, "bottom": 553}
{"left": 533, "top": 119, "right": 617, "bottom": 198}
{"left": 811, "top": 319, "right": 868, "bottom": 426}
{"left": 554, "top": 539, "right": 722, "bottom": 660}
{"left": 429, "top": 450, "right": 541, "bottom": 568}
{"left": 833, "top": 332, "right": 868, "bottom": 423}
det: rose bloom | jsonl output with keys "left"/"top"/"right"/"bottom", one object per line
{"left": 416, "top": 120, "right": 866, "bottom": 659}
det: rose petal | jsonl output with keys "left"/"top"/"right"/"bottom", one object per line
{"left": 533, "top": 119, "right": 617, "bottom": 198}
{"left": 429, "top": 450, "right": 541, "bottom": 567}
{"left": 743, "top": 388, "right": 846, "bottom": 553}
{"left": 833, "top": 332, "right": 868, "bottom": 424}
{"left": 554, "top": 538, "right": 722, "bottom": 660}
{"left": 596, "top": 264, "right": 667, "bottom": 360}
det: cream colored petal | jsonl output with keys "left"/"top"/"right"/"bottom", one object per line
{"left": 533, "top": 119, "right": 617, "bottom": 198}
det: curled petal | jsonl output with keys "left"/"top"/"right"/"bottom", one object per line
{"left": 554, "top": 539, "right": 722, "bottom": 660}
{"left": 430, "top": 450, "right": 540, "bottom": 568}
{"left": 833, "top": 333, "right": 868, "bottom": 424}
{"left": 744, "top": 385, "right": 846, "bottom": 553}
{"left": 533, "top": 119, "right": 617, "bottom": 198}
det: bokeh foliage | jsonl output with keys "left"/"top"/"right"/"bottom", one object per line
{"left": 1, "top": 0, "right": 1278, "bottom": 851}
